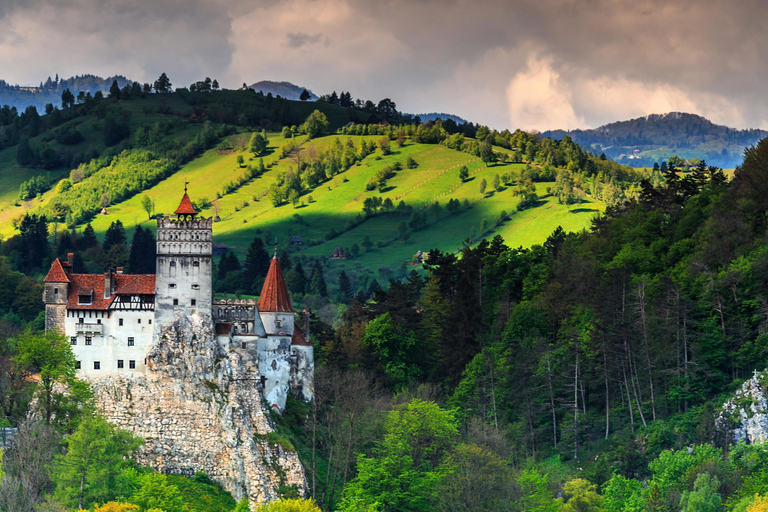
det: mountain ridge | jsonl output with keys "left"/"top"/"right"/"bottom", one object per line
{"left": 247, "top": 80, "right": 318, "bottom": 101}
{"left": 543, "top": 111, "right": 768, "bottom": 168}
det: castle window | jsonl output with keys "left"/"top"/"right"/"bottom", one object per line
{"left": 75, "top": 361, "right": 81, "bottom": 370}
{"left": 94, "top": 361, "right": 100, "bottom": 370}
{"left": 79, "top": 317, "right": 84, "bottom": 323}
{"left": 192, "top": 284, "right": 200, "bottom": 290}
{"left": 148, "top": 319, "right": 152, "bottom": 324}
{"left": 129, "top": 360, "right": 136, "bottom": 369}
{"left": 170, "top": 261, "right": 176, "bottom": 266}
{"left": 271, "top": 360, "right": 277, "bottom": 371}
{"left": 117, "top": 360, "right": 124, "bottom": 369}
{"left": 97, "top": 319, "right": 101, "bottom": 324}
{"left": 85, "top": 337, "right": 92, "bottom": 346}
{"left": 193, "top": 261, "right": 199, "bottom": 267}
{"left": 173, "top": 299, "right": 179, "bottom": 306}
{"left": 119, "top": 318, "right": 123, "bottom": 326}
{"left": 242, "top": 342, "right": 247, "bottom": 349}
{"left": 77, "top": 293, "right": 92, "bottom": 305}
{"left": 275, "top": 320, "right": 281, "bottom": 329}
{"left": 70, "top": 337, "right": 77, "bottom": 345}
{"left": 54, "top": 288, "right": 58, "bottom": 295}
{"left": 137, "top": 319, "right": 141, "bottom": 324}
{"left": 169, "top": 283, "right": 176, "bottom": 289}
{"left": 191, "top": 299, "right": 196, "bottom": 306}
{"left": 128, "top": 337, "right": 134, "bottom": 346}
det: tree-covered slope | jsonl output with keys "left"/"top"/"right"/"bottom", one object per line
{"left": 544, "top": 112, "right": 768, "bottom": 168}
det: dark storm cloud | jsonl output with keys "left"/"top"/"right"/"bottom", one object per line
{"left": 285, "top": 32, "right": 328, "bottom": 49}
{"left": 2, "top": 0, "right": 768, "bottom": 129}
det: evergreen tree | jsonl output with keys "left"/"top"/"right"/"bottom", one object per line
{"left": 108, "top": 80, "right": 121, "bottom": 99}
{"left": 102, "top": 220, "right": 126, "bottom": 254}
{"left": 244, "top": 237, "right": 270, "bottom": 287}
{"left": 16, "top": 136, "right": 34, "bottom": 166}
{"left": 18, "top": 214, "right": 49, "bottom": 273}
{"left": 279, "top": 250, "right": 291, "bottom": 271}
{"left": 338, "top": 269, "right": 353, "bottom": 303}
{"left": 285, "top": 261, "right": 307, "bottom": 295}
{"left": 52, "top": 414, "right": 143, "bottom": 509}
{"left": 309, "top": 261, "right": 328, "bottom": 297}
{"left": 78, "top": 223, "right": 99, "bottom": 251}
{"left": 300, "top": 89, "right": 311, "bottom": 101}
{"left": 128, "top": 226, "right": 156, "bottom": 274}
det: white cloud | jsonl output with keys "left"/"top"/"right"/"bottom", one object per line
{"left": 506, "top": 55, "right": 584, "bottom": 131}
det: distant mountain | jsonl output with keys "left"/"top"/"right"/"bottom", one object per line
{"left": 0, "top": 74, "right": 133, "bottom": 113}
{"left": 416, "top": 112, "right": 469, "bottom": 125}
{"left": 248, "top": 80, "right": 317, "bottom": 101}
{"left": 543, "top": 112, "right": 768, "bottom": 168}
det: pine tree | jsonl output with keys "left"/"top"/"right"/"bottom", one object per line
{"left": 244, "top": 237, "right": 270, "bottom": 286}
{"left": 102, "top": 220, "right": 126, "bottom": 253}
{"left": 309, "top": 261, "right": 328, "bottom": 297}
{"left": 338, "top": 270, "right": 353, "bottom": 303}
{"left": 78, "top": 223, "right": 99, "bottom": 250}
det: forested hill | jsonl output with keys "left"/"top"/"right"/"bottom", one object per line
{"left": 544, "top": 112, "right": 768, "bottom": 168}
{"left": 415, "top": 112, "right": 469, "bottom": 125}
{"left": 0, "top": 74, "right": 133, "bottom": 113}
{"left": 247, "top": 80, "right": 318, "bottom": 101}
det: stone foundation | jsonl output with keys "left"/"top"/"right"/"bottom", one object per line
{"left": 89, "top": 314, "right": 306, "bottom": 506}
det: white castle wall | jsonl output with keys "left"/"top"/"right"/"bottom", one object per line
{"left": 68, "top": 309, "right": 153, "bottom": 377}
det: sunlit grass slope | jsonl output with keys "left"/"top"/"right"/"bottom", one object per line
{"left": 68, "top": 134, "right": 603, "bottom": 271}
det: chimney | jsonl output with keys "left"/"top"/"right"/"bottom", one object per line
{"left": 104, "top": 271, "right": 114, "bottom": 299}
{"left": 66, "top": 253, "right": 74, "bottom": 270}
{"left": 116, "top": 267, "right": 124, "bottom": 274}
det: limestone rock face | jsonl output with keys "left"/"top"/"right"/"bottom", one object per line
{"left": 89, "top": 314, "right": 307, "bottom": 505}
{"left": 717, "top": 371, "right": 768, "bottom": 444}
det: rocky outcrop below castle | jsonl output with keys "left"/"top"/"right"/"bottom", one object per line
{"left": 88, "top": 314, "right": 307, "bottom": 506}
{"left": 717, "top": 370, "right": 768, "bottom": 444}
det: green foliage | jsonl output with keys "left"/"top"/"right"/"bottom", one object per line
{"left": 679, "top": 473, "right": 722, "bottom": 512}
{"left": 362, "top": 313, "right": 421, "bottom": 389}
{"left": 52, "top": 414, "right": 143, "bottom": 509}
{"left": 254, "top": 498, "right": 320, "bottom": 511}
{"left": 12, "top": 329, "right": 78, "bottom": 425}
{"left": 339, "top": 399, "right": 458, "bottom": 512}
{"left": 18, "top": 175, "right": 51, "bottom": 201}
{"left": 302, "top": 110, "right": 329, "bottom": 139}
{"left": 130, "top": 473, "right": 187, "bottom": 512}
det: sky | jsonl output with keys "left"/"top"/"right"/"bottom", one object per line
{"left": 0, "top": 0, "right": 766, "bottom": 131}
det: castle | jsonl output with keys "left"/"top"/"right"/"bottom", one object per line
{"left": 43, "top": 189, "right": 313, "bottom": 412}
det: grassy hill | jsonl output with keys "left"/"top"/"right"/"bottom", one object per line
{"left": 0, "top": 91, "right": 607, "bottom": 294}
{"left": 54, "top": 135, "right": 603, "bottom": 275}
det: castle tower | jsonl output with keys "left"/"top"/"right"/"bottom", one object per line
{"left": 256, "top": 251, "right": 314, "bottom": 411}
{"left": 42, "top": 254, "right": 71, "bottom": 332}
{"left": 154, "top": 186, "right": 213, "bottom": 333}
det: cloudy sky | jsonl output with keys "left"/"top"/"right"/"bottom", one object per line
{"left": 1, "top": 0, "right": 766, "bottom": 131}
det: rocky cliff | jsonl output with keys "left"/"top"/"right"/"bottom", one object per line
{"left": 717, "top": 371, "right": 768, "bottom": 445}
{"left": 89, "top": 314, "right": 306, "bottom": 506}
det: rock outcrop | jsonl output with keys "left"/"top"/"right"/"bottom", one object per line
{"left": 717, "top": 370, "right": 768, "bottom": 445}
{"left": 88, "top": 314, "right": 306, "bottom": 506}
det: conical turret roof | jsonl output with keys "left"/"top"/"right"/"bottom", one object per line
{"left": 257, "top": 254, "right": 294, "bottom": 313}
{"left": 174, "top": 192, "right": 197, "bottom": 216}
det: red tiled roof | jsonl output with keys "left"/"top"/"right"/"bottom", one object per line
{"left": 215, "top": 322, "right": 232, "bottom": 335}
{"left": 116, "top": 274, "right": 156, "bottom": 294}
{"left": 257, "top": 256, "right": 294, "bottom": 313}
{"left": 292, "top": 325, "right": 312, "bottom": 346}
{"left": 44, "top": 258, "right": 70, "bottom": 283}
{"left": 174, "top": 192, "right": 197, "bottom": 216}
{"left": 65, "top": 273, "right": 156, "bottom": 310}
